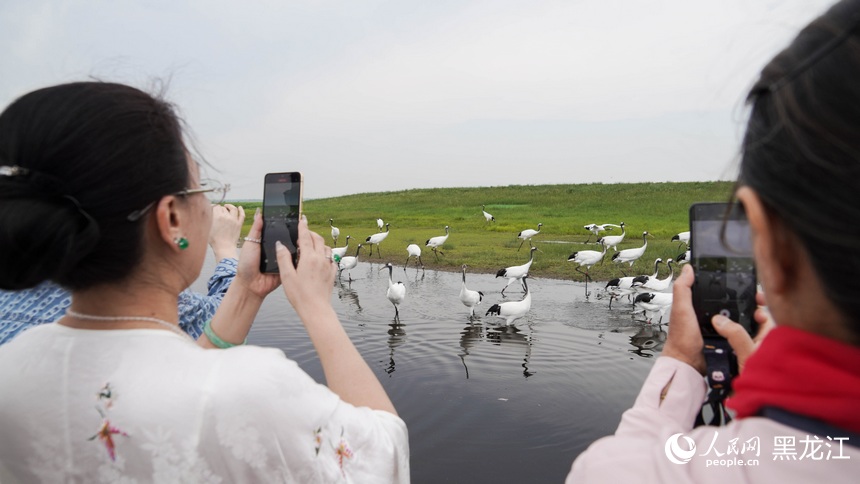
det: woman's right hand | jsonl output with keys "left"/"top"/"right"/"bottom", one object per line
{"left": 711, "top": 291, "right": 776, "bottom": 372}
{"left": 276, "top": 215, "right": 337, "bottom": 317}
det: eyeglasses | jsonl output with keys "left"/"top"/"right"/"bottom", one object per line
{"left": 127, "top": 179, "right": 230, "bottom": 222}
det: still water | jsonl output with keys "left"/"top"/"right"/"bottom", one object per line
{"left": 194, "top": 255, "right": 666, "bottom": 483}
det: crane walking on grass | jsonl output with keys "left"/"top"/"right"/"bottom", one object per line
{"left": 425, "top": 225, "right": 450, "bottom": 261}
{"left": 497, "top": 246, "right": 538, "bottom": 296}
{"left": 482, "top": 205, "right": 495, "bottom": 223}
{"left": 517, "top": 223, "right": 542, "bottom": 251}
{"left": 597, "top": 222, "right": 626, "bottom": 251}
{"left": 612, "top": 231, "right": 652, "bottom": 275}
{"left": 583, "top": 223, "right": 620, "bottom": 243}
{"left": 459, "top": 264, "right": 484, "bottom": 319}
{"left": 365, "top": 223, "right": 390, "bottom": 258}
{"left": 329, "top": 219, "right": 340, "bottom": 245}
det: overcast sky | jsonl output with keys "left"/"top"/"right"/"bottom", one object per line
{"left": 0, "top": 0, "right": 835, "bottom": 200}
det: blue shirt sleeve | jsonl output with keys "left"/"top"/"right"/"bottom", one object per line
{"left": 0, "top": 282, "right": 71, "bottom": 345}
{"left": 177, "top": 258, "right": 238, "bottom": 339}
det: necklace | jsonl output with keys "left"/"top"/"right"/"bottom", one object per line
{"left": 65, "top": 308, "right": 191, "bottom": 341}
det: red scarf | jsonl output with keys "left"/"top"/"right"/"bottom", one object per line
{"left": 728, "top": 326, "right": 860, "bottom": 434}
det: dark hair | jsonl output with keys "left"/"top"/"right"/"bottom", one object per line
{"left": 0, "top": 82, "right": 190, "bottom": 290}
{"left": 739, "top": 0, "right": 860, "bottom": 335}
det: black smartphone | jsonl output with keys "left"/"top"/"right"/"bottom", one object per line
{"left": 260, "top": 172, "right": 303, "bottom": 273}
{"left": 689, "top": 202, "right": 757, "bottom": 338}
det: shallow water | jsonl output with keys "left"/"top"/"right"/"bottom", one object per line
{"left": 194, "top": 254, "right": 668, "bottom": 483}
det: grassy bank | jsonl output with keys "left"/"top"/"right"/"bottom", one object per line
{"left": 234, "top": 181, "right": 734, "bottom": 281}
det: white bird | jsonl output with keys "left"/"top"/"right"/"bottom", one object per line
{"left": 612, "top": 231, "right": 652, "bottom": 274}
{"left": 606, "top": 258, "right": 661, "bottom": 309}
{"left": 329, "top": 219, "right": 340, "bottom": 245}
{"left": 496, "top": 246, "right": 538, "bottom": 296}
{"left": 365, "top": 223, "right": 390, "bottom": 258}
{"left": 425, "top": 225, "right": 450, "bottom": 260}
{"left": 377, "top": 218, "right": 385, "bottom": 232}
{"left": 332, "top": 235, "right": 351, "bottom": 261}
{"left": 634, "top": 259, "right": 675, "bottom": 293}
{"left": 583, "top": 223, "right": 620, "bottom": 243}
{"left": 605, "top": 276, "right": 636, "bottom": 310}
{"left": 337, "top": 244, "right": 362, "bottom": 282}
{"left": 630, "top": 258, "right": 663, "bottom": 292}
{"left": 676, "top": 249, "right": 691, "bottom": 265}
{"left": 481, "top": 205, "right": 495, "bottom": 223}
{"left": 459, "top": 264, "right": 484, "bottom": 318}
{"left": 380, "top": 262, "right": 406, "bottom": 319}
{"left": 597, "top": 222, "right": 626, "bottom": 251}
{"left": 517, "top": 223, "right": 542, "bottom": 251}
{"left": 567, "top": 240, "right": 607, "bottom": 298}
{"left": 405, "top": 244, "right": 424, "bottom": 271}
{"left": 634, "top": 292, "right": 673, "bottom": 324}
{"left": 486, "top": 275, "right": 532, "bottom": 325}
{"left": 672, "top": 231, "right": 691, "bottom": 249}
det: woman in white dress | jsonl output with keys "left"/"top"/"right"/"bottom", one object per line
{"left": 0, "top": 82, "right": 408, "bottom": 482}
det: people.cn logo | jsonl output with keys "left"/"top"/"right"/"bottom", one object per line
{"left": 664, "top": 433, "right": 696, "bottom": 464}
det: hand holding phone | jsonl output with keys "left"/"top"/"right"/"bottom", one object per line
{"left": 689, "top": 202, "right": 758, "bottom": 339}
{"left": 260, "top": 172, "right": 303, "bottom": 273}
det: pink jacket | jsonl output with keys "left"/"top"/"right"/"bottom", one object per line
{"left": 566, "top": 357, "right": 857, "bottom": 483}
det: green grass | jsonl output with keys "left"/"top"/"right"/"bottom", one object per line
{"left": 233, "top": 181, "right": 734, "bottom": 281}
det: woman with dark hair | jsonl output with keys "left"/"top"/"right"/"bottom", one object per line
{"left": 0, "top": 203, "right": 244, "bottom": 345}
{"left": 567, "top": 1, "right": 859, "bottom": 481}
{"left": 0, "top": 82, "right": 408, "bottom": 481}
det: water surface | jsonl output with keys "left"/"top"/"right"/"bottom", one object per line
{"left": 195, "top": 255, "right": 667, "bottom": 483}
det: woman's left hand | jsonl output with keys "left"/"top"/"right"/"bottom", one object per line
{"left": 661, "top": 264, "right": 706, "bottom": 374}
{"left": 235, "top": 207, "right": 281, "bottom": 298}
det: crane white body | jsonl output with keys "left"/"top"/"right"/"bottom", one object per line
{"left": 612, "top": 231, "right": 651, "bottom": 269}
{"left": 337, "top": 244, "right": 362, "bottom": 282}
{"left": 597, "top": 222, "right": 626, "bottom": 251}
{"left": 486, "top": 276, "right": 532, "bottom": 325}
{"left": 365, "top": 223, "right": 390, "bottom": 257}
{"left": 496, "top": 246, "right": 538, "bottom": 296}
{"left": 380, "top": 262, "right": 406, "bottom": 318}
{"left": 425, "top": 225, "right": 449, "bottom": 260}
{"left": 482, "top": 205, "right": 495, "bottom": 223}
{"left": 332, "top": 235, "right": 351, "bottom": 261}
{"left": 516, "top": 223, "right": 542, "bottom": 251}
{"left": 329, "top": 219, "right": 340, "bottom": 245}
{"left": 634, "top": 292, "right": 673, "bottom": 324}
{"left": 459, "top": 264, "right": 484, "bottom": 318}
{"left": 405, "top": 244, "right": 424, "bottom": 270}
{"left": 634, "top": 259, "right": 675, "bottom": 293}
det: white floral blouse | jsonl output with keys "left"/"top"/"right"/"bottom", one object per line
{"left": 0, "top": 324, "right": 409, "bottom": 483}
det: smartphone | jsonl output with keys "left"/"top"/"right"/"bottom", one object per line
{"left": 689, "top": 202, "right": 757, "bottom": 338}
{"left": 260, "top": 172, "right": 303, "bottom": 273}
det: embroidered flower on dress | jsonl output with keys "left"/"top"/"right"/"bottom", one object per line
{"left": 97, "top": 382, "right": 114, "bottom": 409}
{"left": 314, "top": 427, "right": 323, "bottom": 456}
{"left": 88, "top": 408, "right": 129, "bottom": 462}
{"left": 334, "top": 430, "right": 354, "bottom": 476}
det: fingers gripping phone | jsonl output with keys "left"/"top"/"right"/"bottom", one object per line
{"left": 260, "top": 172, "right": 303, "bottom": 273}
{"left": 689, "top": 202, "right": 758, "bottom": 338}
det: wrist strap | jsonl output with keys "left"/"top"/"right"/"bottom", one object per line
{"left": 203, "top": 319, "right": 246, "bottom": 349}
{"left": 695, "top": 337, "right": 735, "bottom": 426}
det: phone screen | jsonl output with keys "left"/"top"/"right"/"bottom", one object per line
{"left": 260, "top": 172, "right": 302, "bottom": 273}
{"left": 690, "top": 203, "right": 757, "bottom": 338}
